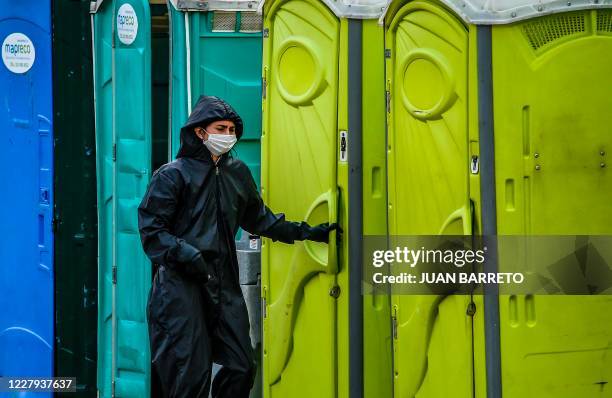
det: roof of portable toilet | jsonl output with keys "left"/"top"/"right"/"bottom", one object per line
{"left": 319, "top": 0, "right": 389, "bottom": 19}
{"left": 382, "top": 0, "right": 612, "bottom": 24}
{"left": 228, "top": 0, "right": 387, "bottom": 18}
{"left": 174, "top": 0, "right": 260, "bottom": 11}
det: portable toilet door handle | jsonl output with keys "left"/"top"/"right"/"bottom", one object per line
{"left": 303, "top": 188, "right": 339, "bottom": 274}
{"left": 438, "top": 205, "right": 472, "bottom": 235}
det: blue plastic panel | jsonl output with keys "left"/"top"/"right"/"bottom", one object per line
{"left": 0, "top": 1, "right": 54, "bottom": 396}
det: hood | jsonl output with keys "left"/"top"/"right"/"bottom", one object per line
{"left": 176, "top": 95, "right": 244, "bottom": 159}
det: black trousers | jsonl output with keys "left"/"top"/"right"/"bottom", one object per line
{"left": 147, "top": 265, "right": 255, "bottom": 398}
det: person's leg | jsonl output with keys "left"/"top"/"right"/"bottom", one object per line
{"left": 147, "top": 266, "right": 213, "bottom": 398}
{"left": 210, "top": 293, "right": 256, "bottom": 398}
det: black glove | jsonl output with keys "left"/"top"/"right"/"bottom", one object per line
{"left": 307, "top": 222, "right": 340, "bottom": 243}
{"left": 183, "top": 252, "right": 212, "bottom": 283}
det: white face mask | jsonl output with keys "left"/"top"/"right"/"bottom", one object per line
{"left": 203, "top": 133, "right": 237, "bottom": 156}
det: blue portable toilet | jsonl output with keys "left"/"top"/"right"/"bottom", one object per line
{"left": 0, "top": 0, "right": 54, "bottom": 392}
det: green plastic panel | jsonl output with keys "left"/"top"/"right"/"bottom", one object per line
{"left": 361, "top": 19, "right": 393, "bottom": 398}
{"left": 53, "top": 0, "right": 98, "bottom": 396}
{"left": 492, "top": 10, "right": 612, "bottom": 397}
{"left": 386, "top": 2, "right": 474, "bottom": 397}
{"left": 261, "top": 0, "right": 340, "bottom": 396}
{"left": 169, "top": 6, "right": 262, "bottom": 186}
{"left": 94, "top": 1, "right": 152, "bottom": 397}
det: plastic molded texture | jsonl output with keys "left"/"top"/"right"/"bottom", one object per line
{"left": 93, "top": 1, "right": 152, "bottom": 397}
{"left": 382, "top": 0, "right": 612, "bottom": 24}
{"left": 0, "top": 2, "right": 54, "bottom": 392}
{"left": 262, "top": 0, "right": 340, "bottom": 395}
{"left": 168, "top": 2, "right": 263, "bottom": 189}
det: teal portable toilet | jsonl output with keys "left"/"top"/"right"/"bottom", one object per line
{"left": 168, "top": 2, "right": 264, "bottom": 396}
{"left": 92, "top": 0, "right": 263, "bottom": 396}
{"left": 91, "top": 0, "right": 161, "bottom": 396}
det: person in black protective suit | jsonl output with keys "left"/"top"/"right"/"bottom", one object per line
{"left": 138, "top": 96, "right": 337, "bottom": 398}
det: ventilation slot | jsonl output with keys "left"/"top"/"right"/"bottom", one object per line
{"left": 212, "top": 11, "right": 237, "bottom": 32}
{"left": 523, "top": 13, "right": 586, "bottom": 50}
{"left": 597, "top": 10, "right": 612, "bottom": 33}
{"left": 240, "top": 12, "right": 263, "bottom": 32}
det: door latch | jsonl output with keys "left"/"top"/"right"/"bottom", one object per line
{"left": 470, "top": 155, "right": 479, "bottom": 174}
{"left": 340, "top": 131, "right": 347, "bottom": 162}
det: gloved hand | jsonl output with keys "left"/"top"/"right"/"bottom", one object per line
{"left": 184, "top": 252, "right": 212, "bottom": 283}
{"left": 307, "top": 222, "right": 340, "bottom": 243}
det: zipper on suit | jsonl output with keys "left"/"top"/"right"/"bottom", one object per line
{"left": 213, "top": 161, "right": 223, "bottom": 283}
{"left": 213, "top": 159, "right": 241, "bottom": 287}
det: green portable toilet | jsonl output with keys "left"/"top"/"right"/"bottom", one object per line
{"left": 91, "top": 0, "right": 163, "bottom": 396}
{"left": 260, "top": 0, "right": 391, "bottom": 396}
{"left": 383, "top": 0, "right": 612, "bottom": 396}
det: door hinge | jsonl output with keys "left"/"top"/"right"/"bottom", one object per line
{"left": 262, "top": 76, "right": 267, "bottom": 100}
{"left": 466, "top": 301, "right": 477, "bottom": 316}
{"left": 112, "top": 143, "right": 117, "bottom": 161}
{"left": 263, "top": 28, "right": 269, "bottom": 38}
{"left": 392, "top": 306, "right": 398, "bottom": 340}
{"left": 112, "top": 266, "right": 117, "bottom": 284}
{"left": 262, "top": 287, "right": 267, "bottom": 319}
{"left": 385, "top": 90, "right": 391, "bottom": 114}
{"left": 384, "top": 48, "right": 391, "bottom": 58}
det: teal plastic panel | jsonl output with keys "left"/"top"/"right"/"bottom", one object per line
{"left": 113, "top": 0, "right": 152, "bottom": 396}
{"left": 168, "top": 3, "right": 188, "bottom": 159}
{"left": 169, "top": 7, "right": 262, "bottom": 186}
{"left": 93, "top": 2, "right": 114, "bottom": 396}
{"left": 94, "top": 1, "right": 152, "bottom": 397}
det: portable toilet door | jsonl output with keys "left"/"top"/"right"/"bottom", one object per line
{"left": 52, "top": 0, "right": 98, "bottom": 395}
{"left": 0, "top": 0, "right": 54, "bottom": 392}
{"left": 384, "top": 0, "right": 612, "bottom": 397}
{"left": 91, "top": 1, "right": 153, "bottom": 397}
{"left": 168, "top": 2, "right": 267, "bottom": 396}
{"left": 168, "top": 0, "right": 264, "bottom": 186}
{"left": 261, "top": 0, "right": 390, "bottom": 396}
{"left": 384, "top": 2, "right": 476, "bottom": 397}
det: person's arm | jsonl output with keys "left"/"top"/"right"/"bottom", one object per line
{"left": 239, "top": 165, "right": 335, "bottom": 243}
{"left": 138, "top": 169, "right": 208, "bottom": 277}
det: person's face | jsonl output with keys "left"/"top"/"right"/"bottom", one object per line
{"left": 194, "top": 120, "right": 236, "bottom": 141}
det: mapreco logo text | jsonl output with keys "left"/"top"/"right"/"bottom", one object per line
{"left": 117, "top": 14, "right": 136, "bottom": 27}
{"left": 4, "top": 42, "right": 32, "bottom": 56}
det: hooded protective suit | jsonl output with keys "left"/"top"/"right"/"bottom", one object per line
{"left": 138, "top": 96, "right": 334, "bottom": 398}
